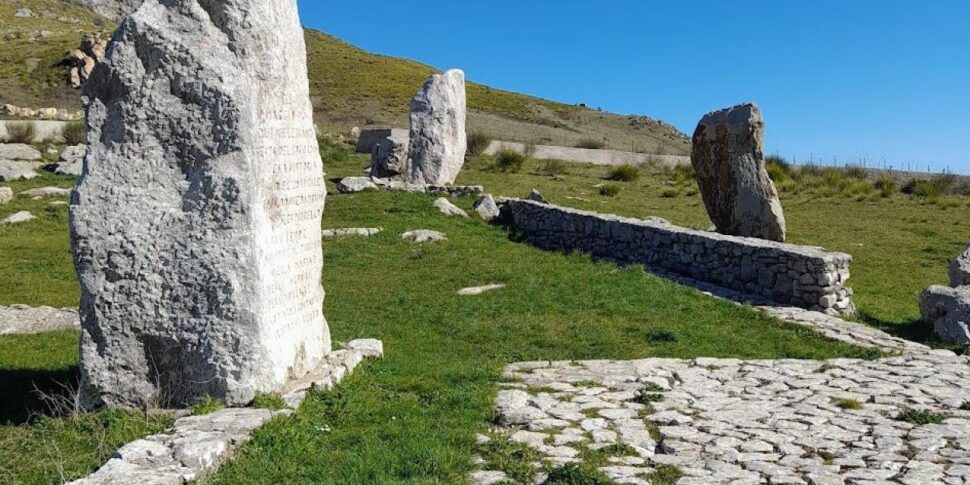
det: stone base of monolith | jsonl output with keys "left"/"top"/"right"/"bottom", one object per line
{"left": 71, "top": 0, "right": 329, "bottom": 409}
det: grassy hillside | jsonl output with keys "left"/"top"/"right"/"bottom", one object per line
{"left": 0, "top": 1, "right": 689, "bottom": 154}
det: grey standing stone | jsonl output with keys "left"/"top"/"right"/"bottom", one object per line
{"left": 526, "top": 189, "right": 548, "bottom": 203}
{"left": 406, "top": 69, "right": 467, "bottom": 185}
{"left": 72, "top": 0, "right": 330, "bottom": 409}
{"left": 920, "top": 286, "right": 970, "bottom": 344}
{"left": 474, "top": 194, "right": 500, "bottom": 221}
{"left": 950, "top": 245, "right": 970, "bottom": 288}
{"left": 368, "top": 131, "right": 409, "bottom": 179}
{"left": 0, "top": 186, "right": 11, "bottom": 204}
{"left": 691, "top": 103, "right": 787, "bottom": 242}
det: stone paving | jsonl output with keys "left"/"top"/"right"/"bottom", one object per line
{"left": 475, "top": 352, "right": 970, "bottom": 484}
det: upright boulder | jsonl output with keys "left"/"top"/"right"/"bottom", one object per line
{"left": 950, "top": 245, "right": 970, "bottom": 288}
{"left": 72, "top": 0, "right": 329, "bottom": 409}
{"left": 406, "top": 69, "right": 467, "bottom": 185}
{"left": 369, "top": 130, "right": 409, "bottom": 179}
{"left": 691, "top": 103, "right": 786, "bottom": 242}
{"left": 920, "top": 286, "right": 970, "bottom": 344}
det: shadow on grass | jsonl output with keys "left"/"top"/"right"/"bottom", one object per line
{"left": 857, "top": 310, "right": 967, "bottom": 355}
{"left": 0, "top": 367, "right": 79, "bottom": 425}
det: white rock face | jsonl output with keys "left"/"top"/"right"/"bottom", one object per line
{"left": 406, "top": 69, "right": 467, "bottom": 185}
{"left": 72, "top": 0, "right": 329, "bottom": 409}
{"left": 1, "top": 211, "right": 35, "bottom": 225}
{"left": 474, "top": 194, "right": 500, "bottom": 221}
{"left": 921, "top": 286, "right": 970, "bottom": 344}
{"left": 0, "top": 186, "right": 11, "bottom": 204}
{"left": 336, "top": 176, "right": 378, "bottom": 194}
{"left": 55, "top": 145, "right": 86, "bottom": 176}
{"left": 950, "top": 245, "right": 970, "bottom": 288}
{"left": 433, "top": 197, "right": 468, "bottom": 218}
{"left": 0, "top": 161, "right": 41, "bottom": 181}
{"left": 401, "top": 230, "right": 447, "bottom": 243}
{"left": 691, "top": 103, "right": 787, "bottom": 242}
{"left": 0, "top": 143, "right": 42, "bottom": 161}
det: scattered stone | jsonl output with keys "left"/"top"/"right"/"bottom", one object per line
{"left": 374, "top": 178, "right": 484, "bottom": 197}
{"left": 469, "top": 470, "right": 509, "bottom": 485}
{"left": 0, "top": 305, "right": 80, "bottom": 335}
{"left": 1, "top": 211, "right": 35, "bottom": 225}
{"left": 526, "top": 189, "right": 548, "bottom": 203}
{"left": 950, "top": 245, "right": 970, "bottom": 288}
{"left": 72, "top": 0, "right": 331, "bottom": 409}
{"left": 0, "top": 143, "right": 42, "bottom": 161}
{"left": 321, "top": 228, "right": 382, "bottom": 238}
{"left": 19, "top": 186, "right": 71, "bottom": 198}
{"left": 474, "top": 194, "right": 500, "bottom": 222}
{"left": 691, "top": 103, "right": 787, "bottom": 242}
{"left": 369, "top": 130, "right": 409, "bottom": 179}
{"left": 406, "top": 69, "right": 467, "bottom": 185}
{"left": 66, "top": 37, "right": 108, "bottom": 89}
{"left": 337, "top": 177, "right": 379, "bottom": 194}
{"left": 14, "top": 8, "right": 33, "bottom": 17}
{"left": 50, "top": 201, "right": 68, "bottom": 207}
{"left": 0, "top": 186, "right": 11, "bottom": 204}
{"left": 401, "top": 230, "right": 447, "bottom": 243}
{"left": 433, "top": 197, "right": 468, "bottom": 218}
{"left": 457, "top": 284, "right": 506, "bottom": 296}
{"left": 55, "top": 145, "right": 86, "bottom": 176}
{"left": 920, "top": 286, "right": 970, "bottom": 344}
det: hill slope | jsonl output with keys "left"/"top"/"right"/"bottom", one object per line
{"left": 0, "top": 1, "right": 689, "bottom": 154}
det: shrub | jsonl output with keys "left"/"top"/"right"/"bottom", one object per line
{"left": 799, "top": 163, "right": 825, "bottom": 178}
{"left": 543, "top": 464, "right": 611, "bottom": 485}
{"left": 643, "top": 465, "right": 685, "bottom": 485}
{"left": 669, "top": 164, "right": 695, "bottom": 185}
{"left": 537, "top": 159, "right": 570, "bottom": 176}
{"left": 660, "top": 188, "right": 681, "bottom": 198}
{"left": 495, "top": 149, "right": 526, "bottom": 173}
{"left": 251, "top": 393, "right": 287, "bottom": 410}
{"left": 903, "top": 179, "right": 941, "bottom": 198}
{"left": 832, "top": 398, "right": 863, "bottom": 410}
{"left": 62, "top": 121, "right": 86, "bottom": 145}
{"left": 466, "top": 131, "right": 491, "bottom": 157}
{"left": 4, "top": 121, "right": 36, "bottom": 143}
{"left": 599, "top": 184, "right": 621, "bottom": 197}
{"left": 874, "top": 175, "right": 899, "bottom": 197}
{"left": 765, "top": 156, "right": 793, "bottom": 183}
{"left": 844, "top": 165, "right": 868, "bottom": 179}
{"left": 895, "top": 408, "right": 944, "bottom": 425}
{"left": 193, "top": 396, "right": 223, "bottom": 415}
{"left": 575, "top": 138, "right": 606, "bottom": 150}
{"left": 607, "top": 164, "right": 640, "bottom": 182}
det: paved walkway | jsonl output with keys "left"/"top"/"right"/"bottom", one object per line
{"left": 475, "top": 351, "right": 970, "bottom": 484}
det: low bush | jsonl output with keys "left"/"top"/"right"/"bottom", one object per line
{"left": 3, "top": 121, "right": 36, "bottom": 143}
{"left": 251, "top": 393, "right": 286, "bottom": 410}
{"left": 466, "top": 132, "right": 492, "bottom": 157}
{"left": 607, "top": 164, "right": 640, "bottom": 182}
{"left": 843, "top": 165, "right": 868, "bottom": 179}
{"left": 495, "top": 149, "right": 526, "bottom": 173}
{"left": 575, "top": 138, "right": 606, "bottom": 150}
{"left": 903, "top": 179, "right": 942, "bottom": 199}
{"left": 193, "top": 396, "right": 223, "bottom": 415}
{"left": 874, "top": 175, "right": 899, "bottom": 197}
{"left": 61, "top": 121, "right": 86, "bottom": 145}
{"left": 599, "top": 184, "right": 621, "bottom": 197}
{"left": 669, "top": 164, "right": 695, "bottom": 185}
{"left": 660, "top": 188, "right": 681, "bottom": 198}
{"left": 537, "top": 159, "right": 570, "bottom": 176}
{"left": 895, "top": 408, "right": 944, "bottom": 425}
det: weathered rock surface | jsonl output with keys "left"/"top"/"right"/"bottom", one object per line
{"left": 406, "top": 69, "right": 467, "bottom": 185}
{"left": 950, "top": 245, "right": 970, "bottom": 288}
{"left": 921, "top": 285, "right": 970, "bottom": 344}
{"left": 66, "top": 37, "right": 109, "bottom": 89}
{"left": 72, "top": 0, "right": 329, "bottom": 409}
{"left": 74, "top": 0, "right": 143, "bottom": 21}
{"left": 401, "top": 230, "right": 447, "bottom": 243}
{"left": 526, "top": 189, "right": 548, "bottom": 203}
{"left": 474, "top": 194, "right": 500, "bottom": 222}
{"left": 457, "top": 284, "right": 506, "bottom": 296}
{"left": 0, "top": 305, "right": 80, "bottom": 335}
{"left": 691, "top": 103, "right": 787, "bottom": 242}
{"left": 337, "top": 177, "right": 379, "bottom": 194}
{"left": 433, "top": 197, "right": 468, "bottom": 218}
{"left": 1, "top": 211, "right": 35, "bottom": 225}
{"left": 0, "top": 186, "right": 11, "bottom": 204}
{"left": 0, "top": 161, "right": 41, "bottom": 181}
{"left": 55, "top": 145, "right": 86, "bottom": 176}
{"left": 19, "top": 186, "right": 71, "bottom": 198}
{"left": 0, "top": 143, "right": 42, "bottom": 161}
{"left": 321, "top": 228, "right": 381, "bottom": 238}
{"left": 368, "top": 131, "right": 409, "bottom": 179}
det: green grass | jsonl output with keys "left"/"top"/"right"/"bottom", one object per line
{"left": 0, "top": 145, "right": 958, "bottom": 483}
{"left": 832, "top": 398, "right": 864, "bottom": 410}
{"left": 895, "top": 408, "right": 945, "bottom": 425}
{"left": 193, "top": 396, "right": 224, "bottom": 416}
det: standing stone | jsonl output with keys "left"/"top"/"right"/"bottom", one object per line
{"left": 71, "top": 0, "right": 329, "bottom": 409}
{"left": 369, "top": 131, "right": 409, "bottom": 179}
{"left": 474, "top": 194, "right": 500, "bottom": 222}
{"left": 691, "top": 103, "right": 787, "bottom": 242}
{"left": 0, "top": 186, "right": 12, "bottom": 205}
{"left": 920, "top": 286, "right": 970, "bottom": 344}
{"left": 406, "top": 69, "right": 467, "bottom": 185}
{"left": 950, "top": 245, "right": 970, "bottom": 288}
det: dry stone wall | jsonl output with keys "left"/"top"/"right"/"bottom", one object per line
{"left": 498, "top": 199, "right": 855, "bottom": 315}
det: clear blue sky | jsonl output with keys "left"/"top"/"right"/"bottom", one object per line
{"left": 298, "top": 0, "right": 970, "bottom": 174}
